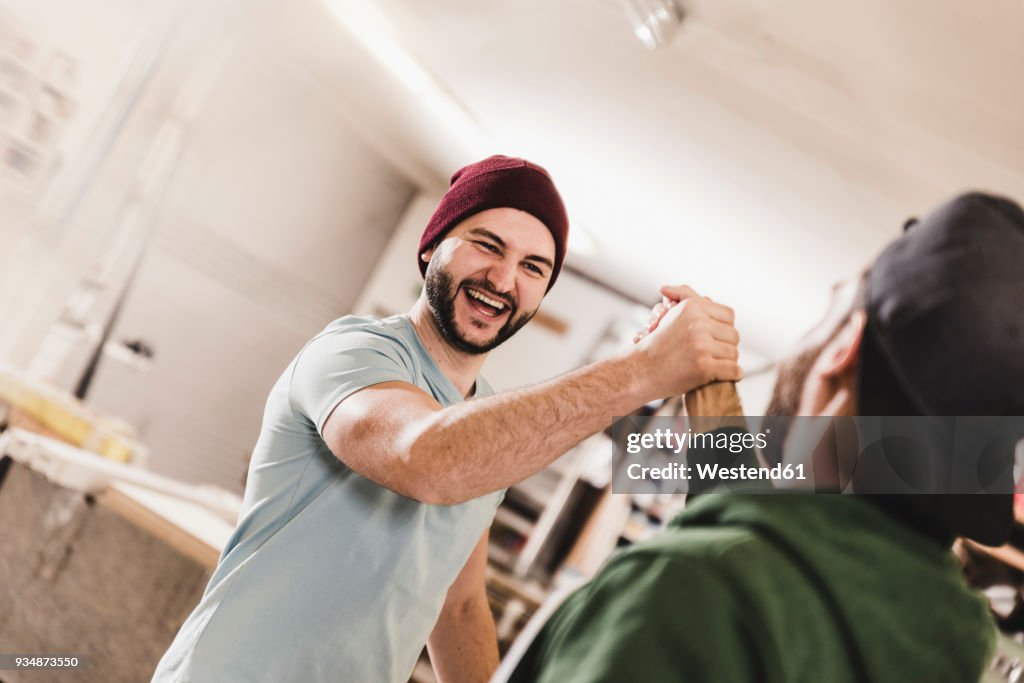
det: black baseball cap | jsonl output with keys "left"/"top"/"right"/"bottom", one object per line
{"left": 859, "top": 191, "right": 1024, "bottom": 544}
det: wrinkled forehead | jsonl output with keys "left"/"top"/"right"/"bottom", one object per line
{"left": 451, "top": 208, "right": 556, "bottom": 258}
{"left": 791, "top": 270, "right": 868, "bottom": 354}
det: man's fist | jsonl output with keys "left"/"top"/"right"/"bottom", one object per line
{"left": 631, "top": 284, "right": 742, "bottom": 399}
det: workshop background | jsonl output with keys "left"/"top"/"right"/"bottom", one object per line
{"left": 1, "top": 0, "right": 1023, "bottom": 681}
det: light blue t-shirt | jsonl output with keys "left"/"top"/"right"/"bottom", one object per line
{"left": 153, "top": 314, "right": 503, "bottom": 682}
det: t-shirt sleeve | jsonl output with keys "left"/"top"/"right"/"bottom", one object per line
{"left": 511, "top": 552, "right": 763, "bottom": 683}
{"left": 288, "top": 328, "right": 413, "bottom": 435}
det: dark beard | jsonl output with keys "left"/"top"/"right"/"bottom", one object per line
{"left": 424, "top": 267, "right": 535, "bottom": 355}
{"left": 761, "top": 302, "right": 859, "bottom": 465}
{"left": 761, "top": 342, "right": 828, "bottom": 467}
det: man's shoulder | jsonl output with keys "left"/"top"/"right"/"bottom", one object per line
{"left": 317, "top": 313, "right": 413, "bottom": 344}
{"left": 301, "top": 315, "right": 418, "bottom": 363}
{"left": 588, "top": 518, "right": 798, "bottom": 609}
{"left": 286, "top": 314, "right": 421, "bottom": 409}
{"left": 617, "top": 518, "right": 766, "bottom": 569}
{"left": 506, "top": 525, "right": 769, "bottom": 683}
{"left": 561, "top": 524, "right": 768, "bottom": 616}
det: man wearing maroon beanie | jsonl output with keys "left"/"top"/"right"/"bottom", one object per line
{"left": 414, "top": 155, "right": 571, "bottom": 356}
{"left": 154, "top": 155, "right": 742, "bottom": 683}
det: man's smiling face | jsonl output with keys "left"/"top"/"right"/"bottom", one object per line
{"left": 422, "top": 207, "right": 556, "bottom": 355}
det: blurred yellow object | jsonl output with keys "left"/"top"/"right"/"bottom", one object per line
{"left": 0, "top": 367, "right": 141, "bottom": 463}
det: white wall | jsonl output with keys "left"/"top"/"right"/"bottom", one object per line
{"left": 0, "top": 0, "right": 166, "bottom": 364}
{"left": 80, "top": 29, "right": 416, "bottom": 490}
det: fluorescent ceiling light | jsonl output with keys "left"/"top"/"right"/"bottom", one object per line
{"left": 622, "top": 0, "right": 685, "bottom": 49}
{"left": 320, "top": 0, "right": 488, "bottom": 158}
{"left": 321, "top": 0, "right": 433, "bottom": 94}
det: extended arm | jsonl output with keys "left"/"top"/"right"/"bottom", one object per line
{"left": 322, "top": 291, "right": 742, "bottom": 505}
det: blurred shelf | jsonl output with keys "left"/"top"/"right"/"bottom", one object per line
{"left": 965, "top": 501, "right": 1024, "bottom": 573}
{"left": 486, "top": 565, "right": 547, "bottom": 609}
{"left": 966, "top": 539, "right": 1024, "bottom": 573}
{"left": 494, "top": 505, "right": 534, "bottom": 536}
{"left": 488, "top": 544, "right": 515, "bottom": 571}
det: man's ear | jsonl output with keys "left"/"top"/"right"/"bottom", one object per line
{"left": 421, "top": 248, "right": 433, "bottom": 263}
{"left": 820, "top": 311, "right": 866, "bottom": 380}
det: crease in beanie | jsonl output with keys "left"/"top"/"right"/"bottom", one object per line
{"left": 418, "top": 155, "right": 569, "bottom": 291}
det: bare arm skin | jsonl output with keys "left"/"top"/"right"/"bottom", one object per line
{"left": 323, "top": 289, "right": 741, "bottom": 504}
{"left": 639, "top": 284, "right": 746, "bottom": 426}
{"left": 686, "top": 381, "right": 747, "bottom": 432}
{"left": 427, "top": 532, "right": 498, "bottom": 682}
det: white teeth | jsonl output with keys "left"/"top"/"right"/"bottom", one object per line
{"left": 466, "top": 288, "right": 506, "bottom": 311}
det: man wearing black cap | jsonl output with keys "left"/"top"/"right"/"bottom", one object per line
{"left": 152, "top": 155, "right": 743, "bottom": 683}
{"left": 501, "top": 191, "right": 1024, "bottom": 683}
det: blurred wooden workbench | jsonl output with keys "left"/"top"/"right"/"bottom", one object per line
{"left": 0, "top": 431, "right": 235, "bottom": 682}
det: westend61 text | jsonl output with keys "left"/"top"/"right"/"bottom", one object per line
{"left": 626, "top": 462, "right": 806, "bottom": 482}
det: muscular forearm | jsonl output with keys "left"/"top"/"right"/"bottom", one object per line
{"left": 405, "top": 352, "right": 650, "bottom": 505}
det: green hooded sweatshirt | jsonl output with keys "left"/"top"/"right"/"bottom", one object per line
{"left": 508, "top": 494, "right": 995, "bottom": 682}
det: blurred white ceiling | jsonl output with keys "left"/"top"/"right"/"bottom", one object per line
{"left": 263, "top": 0, "right": 1024, "bottom": 360}
{"left": 10, "top": 0, "right": 1024, "bottom": 361}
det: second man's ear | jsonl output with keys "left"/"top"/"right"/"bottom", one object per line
{"left": 421, "top": 248, "right": 433, "bottom": 263}
{"left": 821, "top": 311, "right": 867, "bottom": 380}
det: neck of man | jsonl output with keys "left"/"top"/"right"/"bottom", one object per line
{"left": 409, "top": 296, "right": 487, "bottom": 398}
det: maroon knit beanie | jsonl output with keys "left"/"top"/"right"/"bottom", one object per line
{"left": 418, "top": 155, "right": 569, "bottom": 291}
